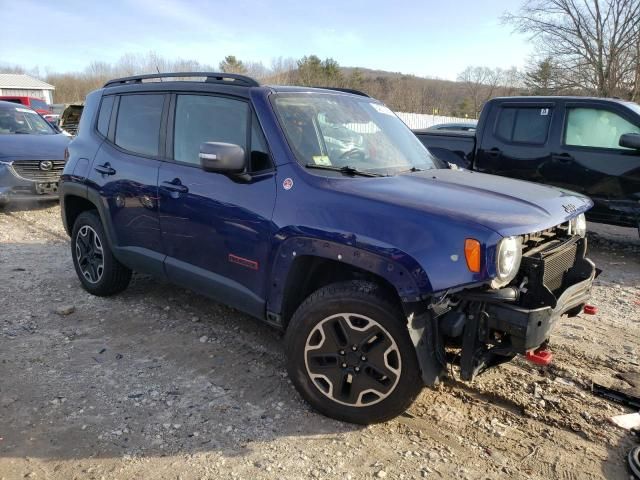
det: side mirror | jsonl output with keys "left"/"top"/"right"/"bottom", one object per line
{"left": 619, "top": 133, "right": 640, "bottom": 150}
{"left": 199, "top": 142, "right": 246, "bottom": 174}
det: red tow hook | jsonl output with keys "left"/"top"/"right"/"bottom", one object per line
{"left": 526, "top": 347, "right": 553, "bottom": 366}
{"left": 583, "top": 304, "right": 598, "bottom": 315}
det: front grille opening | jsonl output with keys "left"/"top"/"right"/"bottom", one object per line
{"left": 521, "top": 222, "right": 571, "bottom": 256}
{"left": 516, "top": 223, "right": 584, "bottom": 308}
{"left": 11, "top": 160, "right": 65, "bottom": 182}
{"left": 541, "top": 242, "right": 578, "bottom": 292}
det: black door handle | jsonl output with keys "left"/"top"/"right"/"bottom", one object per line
{"left": 161, "top": 179, "right": 189, "bottom": 194}
{"left": 486, "top": 148, "right": 501, "bottom": 158}
{"left": 551, "top": 154, "right": 573, "bottom": 164}
{"left": 94, "top": 163, "right": 116, "bottom": 175}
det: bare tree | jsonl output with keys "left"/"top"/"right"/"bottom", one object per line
{"left": 504, "top": 0, "right": 640, "bottom": 98}
{"left": 457, "top": 66, "right": 501, "bottom": 118}
{"left": 632, "top": 26, "right": 640, "bottom": 101}
{"left": 500, "top": 67, "right": 524, "bottom": 96}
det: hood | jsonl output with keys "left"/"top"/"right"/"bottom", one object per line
{"left": 331, "top": 168, "right": 592, "bottom": 237}
{"left": 0, "top": 133, "right": 70, "bottom": 161}
{"left": 61, "top": 104, "right": 83, "bottom": 124}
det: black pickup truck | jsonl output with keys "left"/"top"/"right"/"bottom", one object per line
{"left": 414, "top": 97, "right": 640, "bottom": 232}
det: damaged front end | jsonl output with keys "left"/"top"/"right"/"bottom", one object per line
{"left": 411, "top": 222, "right": 598, "bottom": 385}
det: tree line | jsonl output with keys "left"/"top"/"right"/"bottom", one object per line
{"left": 0, "top": 53, "right": 526, "bottom": 118}
{"left": 2, "top": 0, "right": 638, "bottom": 118}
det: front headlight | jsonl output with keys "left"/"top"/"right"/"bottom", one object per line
{"left": 570, "top": 213, "right": 586, "bottom": 237}
{"left": 491, "top": 236, "right": 522, "bottom": 289}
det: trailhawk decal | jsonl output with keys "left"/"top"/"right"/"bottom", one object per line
{"left": 228, "top": 254, "right": 259, "bottom": 270}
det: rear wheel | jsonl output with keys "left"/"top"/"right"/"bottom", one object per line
{"left": 71, "top": 210, "right": 131, "bottom": 296}
{"left": 285, "top": 280, "right": 423, "bottom": 424}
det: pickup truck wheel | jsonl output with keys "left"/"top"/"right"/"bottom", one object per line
{"left": 285, "top": 280, "right": 422, "bottom": 424}
{"left": 71, "top": 211, "right": 131, "bottom": 296}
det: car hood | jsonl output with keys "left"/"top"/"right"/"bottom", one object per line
{"left": 0, "top": 133, "right": 70, "bottom": 161}
{"left": 332, "top": 168, "right": 593, "bottom": 237}
{"left": 61, "top": 104, "right": 83, "bottom": 123}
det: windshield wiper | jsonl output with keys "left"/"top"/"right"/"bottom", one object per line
{"left": 398, "top": 166, "right": 424, "bottom": 173}
{"left": 305, "top": 163, "right": 385, "bottom": 177}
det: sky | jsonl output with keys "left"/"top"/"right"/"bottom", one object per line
{"left": 0, "top": 0, "right": 533, "bottom": 81}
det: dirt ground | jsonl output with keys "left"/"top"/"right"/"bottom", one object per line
{"left": 1, "top": 203, "right": 639, "bottom": 480}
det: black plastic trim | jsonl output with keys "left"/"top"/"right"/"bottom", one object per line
{"left": 164, "top": 256, "right": 265, "bottom": 320}
{"left": 484, "top": 258, "right": 595, "bottom": 352}
{"left": 104, "top": 72, "right": 260, "bottom": 88}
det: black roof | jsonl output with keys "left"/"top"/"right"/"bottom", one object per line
{"left": 101, "top": 72, "right": 370, "bottom": 98}
{"left": 103, "top": 72, "right": 260, "bottom": 88}
{"left": 489, "top": 95, "right": 634, "bottom": 105}
{"left": 265, "top": 85, "right": 369, "bottom": 97}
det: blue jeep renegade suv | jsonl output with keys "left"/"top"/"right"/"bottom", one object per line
{"left": 60, "top": 72, "right": 596, "bottom": 424}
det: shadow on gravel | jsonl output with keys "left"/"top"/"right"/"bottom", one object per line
{"left": 0, "top": 221, "right": 637, "bottom": 473}
{"left": 602, "top": 432, "right": 638, "bottom": 479}
{"left": 0, "top": 208, "right": 69, "bottom": 242}
{"left": 0, "top": 199, "right": 59, "bottom": 214}
{"left": 0, "top": 249, "right": 362, "bottom": 463}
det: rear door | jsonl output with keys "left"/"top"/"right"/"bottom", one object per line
{"left": 157, "top": 93, "right": 277, "bottom": 318}
{"left": 475, "top": 101, "right": 557, "bottom": 183}
{"left": 89, "top": 93, "right": 167, "bottom": 275}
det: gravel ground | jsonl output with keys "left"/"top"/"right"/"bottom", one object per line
{"left": 0, "top": 204, "right": 638, "bottom": 480}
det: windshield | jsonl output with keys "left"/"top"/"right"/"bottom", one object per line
{"left": 0, "top": 106, "right": 55, "bottom": 135}
{"left": 272, "top": 93, "right": 441, "bottom": 175}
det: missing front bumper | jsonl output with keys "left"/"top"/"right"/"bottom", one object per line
{"left": 448, "top": 257, "right": 596, "bottom": 381}
{"left": 484, "top": 257, "right": 596, "bottom": 353}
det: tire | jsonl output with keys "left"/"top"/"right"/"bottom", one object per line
{"left": 71, "top": 210, "right": 131, "bottom": 296}
{"left": 285, "top": 280, "right": 423, "bottom": 424}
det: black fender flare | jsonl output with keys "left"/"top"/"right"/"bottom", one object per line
{"left": 266, "top": 235, "right": 432, "bottom": 316}
{"left": 61, "top": 182, "right": 119, "bottom": 249}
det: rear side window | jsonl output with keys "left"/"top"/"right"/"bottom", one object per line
{"left": 565, "top": 107, "right": 640, "bottom": 149}
{"left": 96, "top": 96, "right": 115, "bottom": 137}
{"left": 115, "top": 94, "right": 164, "bottom": 156}
{"left": 495, "top": 106, "right": 552, "bottom": 145}
{"left": 173, "top": 95, "right": 248, "bottom": 165}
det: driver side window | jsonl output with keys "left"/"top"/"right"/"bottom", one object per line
{"left": 565, "top": 107, "right": 640, "bottom": 150}
{"left": 174, "top": 95, "right": 248, "bottom": 166}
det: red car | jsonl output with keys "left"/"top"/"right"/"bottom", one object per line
{"left": 0, "top": 96, "right": 52, "bottom": 116}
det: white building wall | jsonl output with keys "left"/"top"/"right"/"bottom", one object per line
{"left": 0, "top": 88, "right": 54, "bottom": 103}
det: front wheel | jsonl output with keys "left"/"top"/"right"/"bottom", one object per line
{"left": 285, "top": 281, "right": 423, "bottom": 424}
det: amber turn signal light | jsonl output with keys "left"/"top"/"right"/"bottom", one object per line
{"left": 464, "top": 239, "right": 481, "bottom": 273}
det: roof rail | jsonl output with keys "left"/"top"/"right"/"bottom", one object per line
{"left": 313, "top": 86, "right": 370, "bottom": 97}
{"left": 103, "top": 72, "right": 260, "bottom": 88}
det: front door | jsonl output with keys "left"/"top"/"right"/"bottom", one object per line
{"left": 548, "top": 102, "right": 640, "bottom": 226}
{"left": 158, "top": 93, "right": 276, "bottom": 318}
